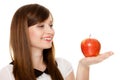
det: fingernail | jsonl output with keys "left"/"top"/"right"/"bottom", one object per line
{"left": 110, "top": 51, "right": 114, "bottom": 55}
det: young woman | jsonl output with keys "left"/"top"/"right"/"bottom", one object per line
{"left": 0, "top": 3, "right": 113, "bottom": 80}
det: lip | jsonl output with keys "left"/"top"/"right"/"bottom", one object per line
{"left": 43, "top": 36, "right": 53, "bottom": 38}
{"left": 42, "top": 36, "right": 53, "bottom": 42}
{"left": 43, "top": 36, "right": 53, "bottom": 39}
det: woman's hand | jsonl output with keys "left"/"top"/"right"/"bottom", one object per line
{"left": 80, "top": 51, "right": 114, "bottom": 67}
{"left": 76, "top": 51, "right": 113, "bottom": 80}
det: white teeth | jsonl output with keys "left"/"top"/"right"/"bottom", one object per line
{"left": 43, "top": 38, "right": 52, "bottom": 40}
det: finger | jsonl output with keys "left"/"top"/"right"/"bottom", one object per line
{"left": 100, "top": 51, "right": 113, "bottom": 58}
{"left": 97, "top": 51, "right": 114, "bottom": 62}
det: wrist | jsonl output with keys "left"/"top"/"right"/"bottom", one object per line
{"left": 79, "top": 60, "right": 90, "bottom": 68}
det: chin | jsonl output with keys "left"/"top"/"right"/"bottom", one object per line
{"left": 44, "top": 45, "right": 52, "bottom": 49}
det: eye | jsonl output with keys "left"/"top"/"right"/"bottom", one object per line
{"left": 38, "top": 25, "right": 44, "bottom": 28}
{"left": 50, "top": 24, "right": 53, "bottom": 28}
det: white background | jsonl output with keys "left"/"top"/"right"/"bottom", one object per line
{"left": 0, "top": 0, "right": 120, "bottom": 80}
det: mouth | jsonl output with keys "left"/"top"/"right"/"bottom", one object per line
{"left": 42, "top": 36, "right": 53, "bottom": 42}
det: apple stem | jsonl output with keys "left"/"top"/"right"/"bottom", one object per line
{"left": 89, "top": 34, "right": 91, "bottom": 38}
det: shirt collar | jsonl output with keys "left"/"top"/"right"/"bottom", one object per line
{"left": 10, "top": 62, "right": 49, "bottom": 78}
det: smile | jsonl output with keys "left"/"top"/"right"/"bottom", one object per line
{"left": 43, "top": 38, "right": 52, "bottom": 40}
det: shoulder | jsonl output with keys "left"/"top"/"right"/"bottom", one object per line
{"left": 56, "top": 57, "right": 72, "bottom": 67}
{"left": 0, "top": 64, "right": 14, "bottom": 80}
{"left": 0, "top": 64, "right": 13, "bottom": 73}
{"left": 56, "top": 57, "right": 73, "bottom": 78}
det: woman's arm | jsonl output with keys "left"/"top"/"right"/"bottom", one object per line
{"left": 76, "top": 63, "right": 89, "bottom": 80}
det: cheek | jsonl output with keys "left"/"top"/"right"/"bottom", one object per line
{"left": 29, "top": 31, "right": 36, "bottom": 38}
{"left": 29, "top": 29, "right": 41, "bottom": 41}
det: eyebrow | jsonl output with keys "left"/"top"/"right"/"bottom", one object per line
{"left": 37, "top": 21, "right": 53, "bottom": 25}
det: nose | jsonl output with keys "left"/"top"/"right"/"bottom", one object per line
{"left": 44, "top": 25, "right": 54, "bottom": 34}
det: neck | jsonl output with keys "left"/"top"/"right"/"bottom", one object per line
{"left": 31, "top": 47, "right": 46, "bottom": 71}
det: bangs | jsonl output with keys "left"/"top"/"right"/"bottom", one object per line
{"left": 27, "top": 4, "right": 50, "bottom": 27}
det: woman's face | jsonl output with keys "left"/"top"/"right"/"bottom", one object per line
{"left": 28, "top": 15, "right": 54, "bottom": 50}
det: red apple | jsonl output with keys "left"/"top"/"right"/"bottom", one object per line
{"left": 81, "top": 37, "right": 101, "bottom": 57}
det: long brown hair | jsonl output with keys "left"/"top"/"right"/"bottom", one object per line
{"left": 10, "top": 4, "right": 64, "bottom": 80}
